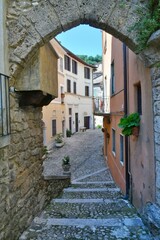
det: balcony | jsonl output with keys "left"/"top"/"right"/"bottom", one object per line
{"left": 93, "top": 96, "right": 110, "bottom": 116}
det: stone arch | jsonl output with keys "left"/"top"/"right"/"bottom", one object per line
{"left": 7, "top": 0, "right": 160, "bottom": 206}
{"left": 7, "top": 0, "right": 160, "bottom": 78}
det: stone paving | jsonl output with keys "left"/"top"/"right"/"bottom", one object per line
{"left": 19, "top": 129, "right": 154, "bottom": 239}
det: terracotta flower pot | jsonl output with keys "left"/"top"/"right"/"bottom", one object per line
{"left": 132, "top": 126, "right": 139, "bottom": 137}
{"left": 62, "top": 164, "right": 71, "bottom": 172}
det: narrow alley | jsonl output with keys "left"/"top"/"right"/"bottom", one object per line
{"left": 20, "top": 129, "right": 153, "bottom": 239}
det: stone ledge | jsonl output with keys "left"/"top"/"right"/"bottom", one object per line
{"left": 44, "top": 174, "right": 71, "bottom": 180}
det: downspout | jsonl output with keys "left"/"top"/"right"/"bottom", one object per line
{"left": 123, "top": 43, "right": 130, "bottom": 199}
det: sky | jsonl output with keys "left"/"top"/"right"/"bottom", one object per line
{"left": 56, "top": 25, "right": 102, "bottom": 57}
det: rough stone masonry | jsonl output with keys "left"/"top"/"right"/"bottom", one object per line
{"left": 0, "top": 1, "right": 160, "bottom": 239}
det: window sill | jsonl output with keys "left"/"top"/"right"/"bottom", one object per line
{"left": 112, "top": 151, "right": 116, "bottom": 157}
{"left": 120, "top": 160, "right": 124, "bottom": 166}
{"left": 0, "top": 135, "right": 10, "bottom": 148}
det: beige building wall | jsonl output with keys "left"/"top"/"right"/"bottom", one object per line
{"left": 42, "top": 39, "right": 95, "bottom": 148}
{"left": 64, "top": 59, "right": 94, "bottom": 132}
{"left": 102, "top": 32, "right": 112, "bottom": 112}
{"left": 42, "top": 39, "right": 66, "bottom": 148}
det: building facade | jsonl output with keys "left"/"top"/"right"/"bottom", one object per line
{"left": 43, "top": 39, "right": 95, "bottom": 147}
{"left": 102, "top": 32, "right": 155, "bottom": 209}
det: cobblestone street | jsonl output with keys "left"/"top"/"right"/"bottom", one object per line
{"left": 20, "top": 129, "right": 154, "bottom": 239}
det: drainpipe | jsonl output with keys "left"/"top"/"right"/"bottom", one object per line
{"left": 123, "top": 43, "right": 130, "bottom": 199}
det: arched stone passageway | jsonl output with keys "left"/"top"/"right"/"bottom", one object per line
{"left": 7, "top": 0, "right": 160, "bottom": 77}
{"left": 1, "top": 0, "right": 160, "bottom": 238}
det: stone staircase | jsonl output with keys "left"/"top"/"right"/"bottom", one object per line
{"left": 20, "top": 169, "right": 153, "bottom": 239}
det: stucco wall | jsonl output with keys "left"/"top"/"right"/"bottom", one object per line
{"left": 128, "top": 52, "right": 155, "bottom": 209}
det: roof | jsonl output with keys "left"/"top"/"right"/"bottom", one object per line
{"left": 93, "top": 71, "right": 103, "bottom": 80}
{"left": 54, "top": 38, "right": 97, "bottom": 70}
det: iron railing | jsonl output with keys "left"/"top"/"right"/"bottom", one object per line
{"left": 93, "top": 96, "right": 110, "bottom": 115}
{"left": 0, "top": 73, "right": 10, "bottom": 136}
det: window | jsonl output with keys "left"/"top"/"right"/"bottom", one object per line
{"left": 69, "top": 108, "right": 72, "bottom": 115}
{"left": 120, "top": 135, "right": 124, "bottom": 164}
{"left": 73, "top": 82, "right": 76, "bottom": 94}
{"left": 111, "top": 61, "right": 115, "bottom": 94}
{"left": 0, "top": 73, "right": 10, "bottom": 137}
{"left": 84, "top": 67, "right": 90, "bottom": 79}
{"left": 72, "top": 60, "right": 77, "bottom": 74}
{"left": 67, "top": 79, "right": 71, "bottom": 93}
{"left": 137, "top": 83, "right": 142, "bottom": 115}
{"left": 112, "top": 128, "right": 116, "bottom": 155}
{"left": 64, "top": 55, "right": 71, "bottom": 71}
{"left": 61, "top": 86, "right": 64, "bottom": 104}
{"left": 85, "top": 86, "right": 89, "bottom": 96}
{"left": 52, "top": 119, "right": 56, "bottom": 136}
{"left": 59, "top": 57, "right": 63, "bottom": 72}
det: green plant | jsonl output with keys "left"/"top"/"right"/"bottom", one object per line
{"left": 131, "top": 0, "right": 160, "bottom": 52}
{"left": 118, "top": 113, "right": 140, "bottom": 136}
{"left": 55, "top": 133, "right": 63, "bottom": 143}
{"left": 42, "top": 146, "right": 48, "bottom": 156}
{"left": 62, "top": 155, "right": 70, "bottom": 165}
{"left": 66, "top": 129, "right": 72, "bottom": 137}
{"left": 96, "top": 124, "right": 102, "bottom": 129}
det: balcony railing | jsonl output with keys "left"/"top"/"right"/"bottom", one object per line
{"left": 93, "top": 96, "right": 110, "bottom": 115}
{"left": 0, "top": 73, "right": 10, "bottom": 136}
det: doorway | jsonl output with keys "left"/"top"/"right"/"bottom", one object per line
{"left": 84, "top": 116, "right": 90, "bottom": 129}
{"left": 75, "top": 113, "right": 78, "bottom": 132}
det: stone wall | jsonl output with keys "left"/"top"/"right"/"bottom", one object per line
{"left": 0, "top": 92, "right": 70, "bottom": 239}
{"left": 151, "top": 67, "right": 160, "bottom": 206}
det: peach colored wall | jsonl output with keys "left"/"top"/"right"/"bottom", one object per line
{"left": 128, "top": 50, "right": 155, "bottom": 208}
{"left": 103, "top": 34, "right": 155, "bottom": 208}
{"left": 103, "top": 35, "right": 126, "bottom": 194}
{"left": 104, "top": 115, "right": 126, "bottom": 193}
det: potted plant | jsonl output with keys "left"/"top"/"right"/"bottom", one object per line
{"left": 118, "top": 112, "right": 140, "bottom": 137}
{"left": 55, "top": 133, "right": 64, "bottom": 148}
{"left": 62, "top": 155, "right": 71, "bottom": 173}
{"left": 42, "top": 145, "right": 48, "bottom": 159}
{"left": 66, "top": 129, "right": 72, "bottom": 137}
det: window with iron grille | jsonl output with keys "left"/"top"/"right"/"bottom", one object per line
{"left": 67, "top": 79, "right": 71, "bottom": 93}
{"left": 73, "top": 82, "right": 76, "bottom": 94}
{"left": 64, "top": 55, "right": 71, "bottom": 71}
{"left": 0, "top": 73, "right": 10, "bottom": 137}
{"left": 69, "top": 108, "right": 72, "bottom": 115}
{"left": 120, "top": 134, "right": 124, "bottom": 164}
{"left": 85, "top": 86, "right": 89, "bottom": 96}
{"left": 84, "top": 67, "right": 90, "bottom": 79}
{"left": 52, "top": 119, "right": 56, "bottom": 136}
{"left": 111, "top": 61, "right": 115, "bottom": 95}
{"left": 112, "top": 128, "right": 116, "bottom": 155}
{"left": 72, "top": 60, "right": 77, "bottom": 74}
{"left": 137, "top": 83, "right": 142, "bottom": 115}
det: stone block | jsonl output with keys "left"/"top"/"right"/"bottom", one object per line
{"left": 156, "top": 160, "right": 160, "bottom": 189}
{"left": 153, "top": 86, "right": 160, "bottom": 101}
{"left": 154, "top": 101, "right": 160, "bottom": 116}
{"left": 142, "top": 202, "right": 160, "bottom": 236}
{"left": 154, "top": 116, "right": 160, "bottom": 132}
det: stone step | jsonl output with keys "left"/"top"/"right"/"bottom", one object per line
{"left": 61, "top": 187, "right": 122, "bottom": 199}
{"left": 19, "top": 217, "right": 152, "bottom": 240}
{"left": 43, "top": 198, "right": 137, "bottom": 219}
{"left": 71, "top": 181, "right": 117, "bottom": 188}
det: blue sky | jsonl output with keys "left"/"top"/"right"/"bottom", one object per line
{"left": 56, "top": 25, "right": 102, "bottom": 56}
